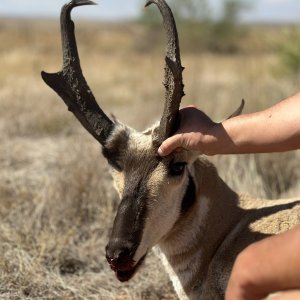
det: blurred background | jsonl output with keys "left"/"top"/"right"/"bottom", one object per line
{"left": 1, "top": 0, "right": 300, "bottom": 299}
{"left": 1, "top": 0, "right": 300, "bottom": 22}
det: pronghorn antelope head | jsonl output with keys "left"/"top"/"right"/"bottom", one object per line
{"left": 42, "top": 0, "right": 244, "bottom": 283}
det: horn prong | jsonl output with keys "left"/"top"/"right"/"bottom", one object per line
{"left": 41, "top": 0, "right": 114, "bottom": 145}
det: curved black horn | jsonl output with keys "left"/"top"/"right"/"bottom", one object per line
{"left": 41, "top": 0, "right": 114, "bottom": 145}
{"left": 146, "top": 0, "right": 185, "bottom": 146}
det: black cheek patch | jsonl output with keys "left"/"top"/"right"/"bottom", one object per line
{"left": 181, "top": 175, "right": 196, "bottom": 213}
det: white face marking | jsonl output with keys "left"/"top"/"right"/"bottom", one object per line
{"left": 112, "top": 171, "right": 125, "bottom": 197}
{"left": 154, "top": 196, "right": 212, "bottom": 298}
{"left": 158, "top": 196, "right": 210, "bottom": 256}
{"left": 155, "top": 248, "right": 189, "bottom": 300}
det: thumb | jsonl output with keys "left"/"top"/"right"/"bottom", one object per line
{"left": 158, "top": 134, "right": 184, "bottom": 157}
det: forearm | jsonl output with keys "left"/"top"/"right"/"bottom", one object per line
{"left": 225, "top": 225, "right": 300, "bottom": 300}
{"left": 158, "top": 93, "right": 300, "bottom": 156}
{"left": 211, "top": 93, "right": 300, "bottom": 155}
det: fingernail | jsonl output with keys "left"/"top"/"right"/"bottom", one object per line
{"left": 158, "top": 147, "right": 164, "bottom": 156}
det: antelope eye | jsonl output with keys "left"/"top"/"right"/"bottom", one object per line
{"left": 169, "top": 162, "right": 187, "bottom": 176}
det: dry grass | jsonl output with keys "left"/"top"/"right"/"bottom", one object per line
{"left": 0, "top": 18, "right": 300, "bottom": 299}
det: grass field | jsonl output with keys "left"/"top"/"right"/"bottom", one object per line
{"left": 0, "top": 18, "right": 300, "bottom": 299}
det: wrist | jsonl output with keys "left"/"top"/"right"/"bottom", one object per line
{"left": 203, "top": 122, "right": 235, "bottom": 155}
{"left": 199, "top": 123, "right": 219, "bottom": 156}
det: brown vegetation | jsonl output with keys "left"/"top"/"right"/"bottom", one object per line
{"left": 0, "top": 18, "right": 300, "bottom": 299}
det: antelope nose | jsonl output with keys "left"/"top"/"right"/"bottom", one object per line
{"left": 105, "top": 246, "right": 133, "bottom": 270}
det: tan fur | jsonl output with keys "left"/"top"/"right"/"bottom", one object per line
{"left": 112, "top": 171, "right": 125, "bottom": 197}
{"left": 108, "top": 125, "right": 300, "bottom": 300}
{"left": 158, "top": 159, "right": 300, "bottom": 299}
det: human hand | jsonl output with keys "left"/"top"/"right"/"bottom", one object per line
{"left": 158, "top": 106, "right": 219, "bottom": 156}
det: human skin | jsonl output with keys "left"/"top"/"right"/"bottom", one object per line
{"left": 268, "top": 291, "right": 300, "bottom": 300}
{"left": 158, "top": 92, "right": 300, "bottom": 156}
{"left": 225, "top": 225, "right": 300, "bottom": 300}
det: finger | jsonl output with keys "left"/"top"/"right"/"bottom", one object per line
{"left": 158, "top": 134, "right": 184, "bottom": 156}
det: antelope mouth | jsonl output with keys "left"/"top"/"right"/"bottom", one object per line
{"left": 113, "top": 255, "right": 146, "bottom": 282}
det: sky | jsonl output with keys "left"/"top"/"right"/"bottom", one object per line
{"left": 0, "top": 0, "right": 300, "bottom": 23}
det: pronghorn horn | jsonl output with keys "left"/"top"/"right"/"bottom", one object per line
{"left": 227, "top": 99, "right": 245, "bottom": 119}
{"left": 146, "top": 0, "right": 185, "bottom": 146}
{"left": 41, "top": 0, "right": 114, "bottom": 146}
